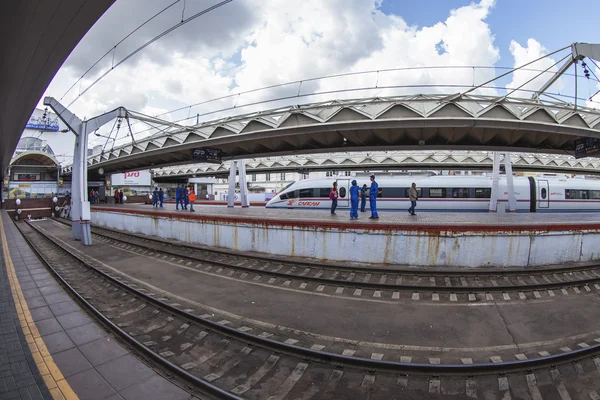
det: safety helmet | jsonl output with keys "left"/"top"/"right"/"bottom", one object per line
{"left": 352, "top": 180, "right": 357, "bottom": 185}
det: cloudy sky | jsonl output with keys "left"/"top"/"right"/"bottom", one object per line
{"left": 40, "top": 0, "right": 600, "bottom": 150}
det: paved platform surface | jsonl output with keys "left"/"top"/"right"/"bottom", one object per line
{"left": 0, "top": 212, "right": 195, "bottom": 400}
{"left": 95, "top": 203, "right": 600, "bottom": 232}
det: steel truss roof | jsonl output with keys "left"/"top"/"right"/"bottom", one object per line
{"left": 152, "top": 151, "right": 600, "bottom": 178}
{"left": 63, "top": 94, "right": 600, "bottom": 175}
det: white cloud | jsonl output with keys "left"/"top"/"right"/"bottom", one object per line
{"left": 504, "top": 38, "right": 565, "bottom": 99}
{"left": 42, "top": 0, "right": 503, "bottom": 154}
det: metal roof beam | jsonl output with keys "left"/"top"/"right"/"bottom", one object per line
{"left": 533, "top": 42, "right": 600, "bottom": 100}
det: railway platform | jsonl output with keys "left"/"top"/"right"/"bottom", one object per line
{"left": 90, "top": 203, "right": 600, "bottom": 267}
{"left": 11, "top": 215, "right": 600, "bottom": 398}
{"left": 0, "top": 212, "right": 196, "bottom": 400}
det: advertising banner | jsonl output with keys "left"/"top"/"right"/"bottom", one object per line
{"left": 110, "top": 170, "right": 151, "bottom": 186}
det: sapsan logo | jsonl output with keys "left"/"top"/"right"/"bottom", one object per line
{"left": 287, "top": 199, "right": 296, "bottom": 206}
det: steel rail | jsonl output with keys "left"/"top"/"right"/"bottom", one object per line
{"left": 20, "top": 219, "right": 600, "bottom": 375}
{"left": 55, "top": 219, "right": 600, "bottom": 293}
{"left": 16, "top": 220, "right": 242, "bottom": 400}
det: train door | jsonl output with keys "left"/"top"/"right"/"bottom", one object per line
{"left": 538, "top": 179, "right": 549, "bottom": 209}
{"left": 336, "top": 179, "right": 350, "bottom": 207}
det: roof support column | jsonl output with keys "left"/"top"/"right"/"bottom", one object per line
{"left": 70, "top": 133, "right": 83, "bottom": 240}
{"left": 44, "top": 97, "right": 127, "bottom": 245}
{"left": 489, "top": 152, "right": 501, "bottom": 212}
{"left": 227, "top": 161, "right": 236, "bottom": 207}
{"left": 238, "top": 159, "right": 249, "bottom": 208}
{"left": 503, "top": 153, "right": 517, "bottom": 212}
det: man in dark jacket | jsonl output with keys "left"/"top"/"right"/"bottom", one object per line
{"left": 175, "top": 185, "right": 182, "bottom": 210}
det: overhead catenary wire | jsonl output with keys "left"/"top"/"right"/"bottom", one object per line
{"left": 59, "top": 0, "right": 183, "bottom": 102}
{"left": 65, "top": 0, "right": 234, "bottom": 108}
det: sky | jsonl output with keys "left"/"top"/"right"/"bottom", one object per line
{"left": 39, "top": 0, "right": 600, "bottom": 151}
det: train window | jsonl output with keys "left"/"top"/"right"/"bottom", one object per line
{"left": 590, "top": 190, "right": 600, "bottom": 200}
{"left": 475, "top": 188, "right": 491, "bottom": 198}
{"left": 452, "top": 188, "right": 470, "bottom": 198}
{"left": 319, "top": 188, "right": 330, "bottom": 198}
{"left": 299, "top": 188, "right": 314, "bottom": 198}
{"left": 429, "top": 188, "right": 446, "bottom": 198}
{"left": 279, "top": 192, "right": 289, "bottom": 200}
{"left": 541, "top": 188, "right": 547, "bottom": 199}
{"left": 288, "top": 190, "right": 299, "bottom": 199}
{"left": 567, "top": 189, "right": 590, "bottom": 199}
{"left": 382, "top": 187, "right": 404, "bottom": 198}
{"left": 339, "top": 187, "right": 347, "bottom": 198}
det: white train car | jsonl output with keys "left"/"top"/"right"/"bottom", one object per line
{"left": 265, "top": 175, "right": 600, "bottom": 213}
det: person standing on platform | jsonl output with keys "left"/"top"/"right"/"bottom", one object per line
{"left": 114, "top": 189, "right": 119, "bottom": 205}
{"left": 90, "top": 189, "right": 95, "bottom": 204}
{"left": 369, "top": 175, "right": 379, "bottom": 220}
{"left": 408, "top": 182, "right": 418, "bottom": 216}
{"left": 175, "top": 185, "right": 182, "bottom": 210}
{"left": 330, "top": 181, "right": 338, "bottom": 215}
{"left": 159, "top": 188, "right": 164, "bottom": 207}
{"left": 188, "top": 186, "right": 196, "bottom": 212}
{"left": 349, "top": 180, "right": 359, "bottom": 219}
{"left": 183, "top": 185, "right": 189, "bottom": 210}
{"left": 119, "top": 189, "right": 124, "bottom": 204}
{"left": 360, "top": 184, "right": 367, "bottom": 212}
{"left": 153, "top": 187, "right": 159, "bottom": 208}
{"left": 95, "top": 190, "right": 99, "bottom": 204}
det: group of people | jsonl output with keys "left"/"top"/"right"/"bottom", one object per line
{"left": 330, "top": 175, "right": 419, "bottom": 219}
{"left": 152, "top": 188, "right": 165, "bottom": 208}
{"left": 113, "top": 189, "right": 125, "bottom": 204}
{"left": 175, "top": 184, "right": 196, "bottom": 212}
{"left": 89, "top": 189, "right": 100, "bottom": 204}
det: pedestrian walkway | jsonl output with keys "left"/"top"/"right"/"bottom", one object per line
{"left": 0, "top": 212, "right": 195, "bottom": 400}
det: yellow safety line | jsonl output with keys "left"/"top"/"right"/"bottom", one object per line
{"left": 0, "top": 216, "right": 79, "bottom": 400}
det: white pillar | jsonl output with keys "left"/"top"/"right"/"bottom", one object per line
{"left": 44, "top": 97, "right": 127, "bottom": 245}
{"left": 71, "top": 134, "right": 82, "bottom": 240}
{"left": 238, "top": 159, "right": 249, "bottom": 208}
{"left": 489, "top": 152, "right": 500, "bottom": 212}
{"left": 503, "top": 152, "right": 517, "bottom": 212}
{"left": 227, "top": 161, "right": 236, "bottom": 207}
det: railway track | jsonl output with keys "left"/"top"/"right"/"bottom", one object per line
{"left": 54, "top": 218, "right": 600, "bottom": 299}
{"left": 17, "top": 219, "right": 600, "bottom": 398}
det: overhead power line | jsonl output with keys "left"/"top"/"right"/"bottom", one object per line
{"left": 65, "top": 0, "right": 234, "bottom": 108}
{"left": 60, "top": 0, "right": 182, "bottom": 102}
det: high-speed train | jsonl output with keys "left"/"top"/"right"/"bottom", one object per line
{"left": 265, "top": 175, "right": 600, "bottom": 212}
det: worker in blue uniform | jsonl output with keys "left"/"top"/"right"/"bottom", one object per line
{"left": 369, "top": 175, "right": 379, "bottom": 219}
{"left": 152, "top": 187, "right": 159, "bottom": 208}
{"left": 349, "top": 180, "right": 360, "bottom": 219}
{"left": 360, "top": 184, "right": 367, "bottom": 212}
{"left": 158, "top": 188, "right": 164, "bottom": 207}
{"left": 175, "top": 185, "right": 182, "bottom": 210}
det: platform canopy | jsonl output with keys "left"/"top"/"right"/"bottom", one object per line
{"left": 9, "top": 151, "right": 59, "bottom": 168}
{"left": 0, "top": 0, "right": 114, "bottom": 177}
{"left": 62, "top": 94, "right": 600, "bottom": 176}
{"left": 151, "top": 150, "right": 600, "bottom": 179}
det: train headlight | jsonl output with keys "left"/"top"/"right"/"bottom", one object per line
{"left": 52, "top": 196, "right": 58, "bottom": 203}
{"left": 16, "top": 209, "right": 22, "bottom": 215}
{"left": 15, "top": 198, "right": 21, "bottom": 206}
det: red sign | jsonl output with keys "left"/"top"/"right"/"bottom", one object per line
{"left": 125, "top": 171, "right": 140, "bottom": 178}
{"left": 287, "top": 199, "right": 321, "bottom": 207}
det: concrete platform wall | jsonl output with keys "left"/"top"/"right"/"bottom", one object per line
{"left": 91, "top": 210, "right": 600, "bottom": 267}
